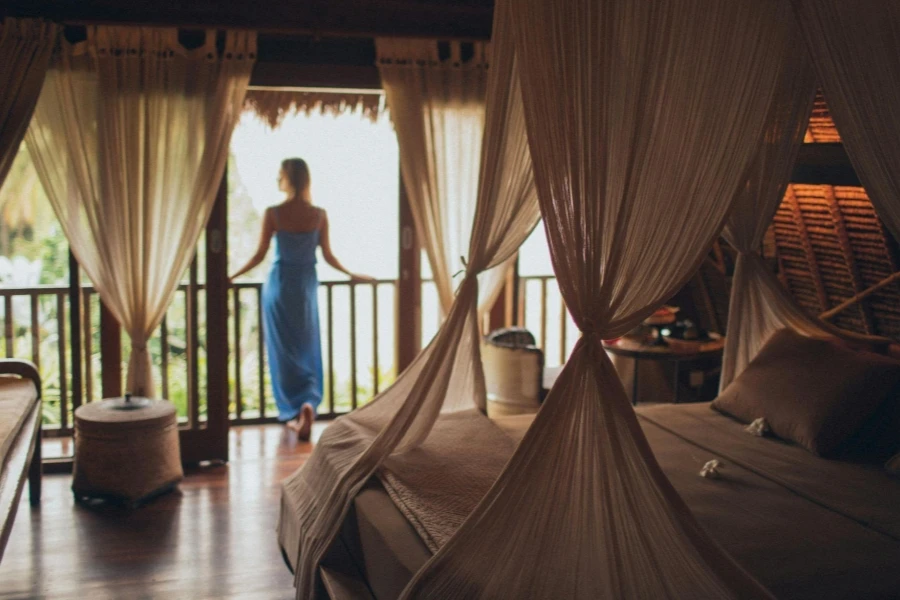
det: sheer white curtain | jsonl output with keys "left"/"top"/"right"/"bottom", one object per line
{"left": 401, "top": 1, "right": 798, "bottom": 597}
{"left": 280, "top": 19, "right": 539, "bottom": 598}
{"left": 26, "top": 27, "right": 255, "bottom": 397}
{"left": 792, "top": 1, "right": 900, "bottom": 242}
{"left": 719, "top": 37, "right": 825, "bottom": 390}
{"left": 376, "top": 39, "right": 488, "bottom": 314}
{"left": 0, "top": 18, "right": 57, "bottom": 189}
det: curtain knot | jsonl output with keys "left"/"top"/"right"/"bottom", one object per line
{"left": 452, "top": 256, "right": 469, "bottom": 279}
{"left": 581, "top": 318, "right": 600, "bottom": 338}
{"left": 453, "top": 270, "right": 479, "bottom": 297}
{"left": 580, "top": 318, "right": 612, "bottom": 348}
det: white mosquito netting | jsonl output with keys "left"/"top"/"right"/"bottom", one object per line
{"left": 792, "top": 0, "right": 900, "bottom": 245}
{"left": 280, "top": 0, "right": 823, "bottom": 597}
{"left": 717, "top": 28, "right": 834, "bottom": 391}
{"left": 720, "top": 0, "right": 900, "bottom": 389}
{"left": 279, "top": 14, "right": 540, "bottom": 598}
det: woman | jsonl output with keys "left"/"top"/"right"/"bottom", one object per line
{"left": 230, "top": 158, "right": 374, "bottom": 440}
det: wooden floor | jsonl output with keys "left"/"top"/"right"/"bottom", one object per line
{"left": 0, "top": 424, "right": 327, "bottom": 600}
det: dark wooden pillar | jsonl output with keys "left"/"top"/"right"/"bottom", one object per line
{"left": 99, "top": 304, "right": 122, "bottom": 399}
{"left": 68, "top": 251, "right": 83, "bottom": 412}
{"left": 488, "top": 262, "right": 517, "bottom": 333}
{"left": 91, "top": 125, "right": 124, "bottom": 399}
{"left": 205, "top": 170, "right": 230, "bottom": 462}
{"left": 396, "top": 170, "right": 421, "bottom": 374}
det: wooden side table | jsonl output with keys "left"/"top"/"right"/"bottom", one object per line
{"left": 603, "top": 334, "right": 725, "bottom": 405}
{"left": 73, "top": 396, "right": 183, "bottom": 506}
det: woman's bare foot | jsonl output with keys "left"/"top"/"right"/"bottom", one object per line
{"left": 285, "top": 417, "right": 303, "bottom": 435}
{"left": 296, "top": 403, "right": 315, "bottom": 441}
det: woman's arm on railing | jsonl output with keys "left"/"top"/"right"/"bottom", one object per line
{"left": 230, "top": 208, "right": 275, "bottom": 280}
{"left": 318, "top": 210, "right": 375, "bottom": 283}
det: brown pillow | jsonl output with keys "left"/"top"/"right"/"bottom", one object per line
{"left": 712, "top": 328, "right": 900, "bottom": 456}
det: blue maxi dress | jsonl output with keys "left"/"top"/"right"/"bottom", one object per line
{"left": 262, "top": 217, "right": 324, "bottom": 421}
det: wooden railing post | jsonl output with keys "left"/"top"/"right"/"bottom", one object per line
{"left": 68, "top": 251, "right": 83, "bottom": 416}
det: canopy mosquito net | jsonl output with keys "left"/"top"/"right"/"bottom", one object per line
{"left": 278, "top": 0, "right": 900, "bottom": 597}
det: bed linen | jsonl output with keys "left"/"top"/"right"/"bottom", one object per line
{"left": 321, "top": 404, "right": 900, "bottom": 599}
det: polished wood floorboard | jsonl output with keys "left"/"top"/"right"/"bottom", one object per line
{"left": 0, "top": 424, "right": 327, "bottom": 600}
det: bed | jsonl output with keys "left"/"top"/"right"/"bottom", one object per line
{"left": 288, "top": 403, "right": 900, "bottom": 599}
{"left": 0, "top": 360, "right": 42, "bottom": 565}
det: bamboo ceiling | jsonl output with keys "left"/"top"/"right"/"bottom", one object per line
{"left": 804, "top": 89, "right": 841, "bottom": 143}
{"left": 772, "top": 184, "right": 900, "bottom": 338}
{"left": 687, "top": 93, "right": 900, "bottom": 341}
{"left": 689, "top": 183, "right": 900, "bottom": 341}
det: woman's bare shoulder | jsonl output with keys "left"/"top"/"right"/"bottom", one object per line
{"left": 265, "top": 203, "right": 287, "bottom": 216}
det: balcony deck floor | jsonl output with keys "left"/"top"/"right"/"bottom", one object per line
{"left": 0, "top": 424, "right": 326, "bottom": 600}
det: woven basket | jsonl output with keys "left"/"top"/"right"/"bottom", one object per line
{"left": 73, "top": 398, "right": 183, "bottom": 506}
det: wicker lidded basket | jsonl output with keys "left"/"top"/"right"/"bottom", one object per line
{"left": 73, "top": 396, "right": 183, "bottom": 506}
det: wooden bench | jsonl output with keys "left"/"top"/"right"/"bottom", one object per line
{"left": 0, "top": 360, "right": 42, "bottom": 564}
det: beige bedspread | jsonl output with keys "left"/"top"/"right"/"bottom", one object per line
{"left": 638, "top": 403, "right": 900, "bottom": 540}
{"left": 377, "top": 409, "right": 515, "bottom": 553}
{"left": 0, "top": 377, "right": 37, "bottom": 470}
{"left": 359, "top": 403, "right": 900, "bottom": 599}
{"left": 633, "top": 405, "right": 900, "bottom": 600}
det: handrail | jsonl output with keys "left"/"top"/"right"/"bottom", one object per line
{"left": 0, "top": 277, "right": 404, "bottom": 437}
{"left": 0, "top": 274, "right": 565, "bottom": 447}
{"left": 0, "top": 278, "right": 401, "bottom": 296}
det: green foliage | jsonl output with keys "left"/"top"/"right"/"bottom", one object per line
{"left": 0, "top": 144, "right": 68, "bottom": 285}
{"left": 330, "top": 365, "right": 396, "bottom": 414}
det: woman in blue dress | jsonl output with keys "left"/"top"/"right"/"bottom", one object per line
{"left": 230, "top": 158, "right": 373, "bottom": 440}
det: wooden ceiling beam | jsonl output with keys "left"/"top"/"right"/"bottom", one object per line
{"left": 250, "top": 36, "right": 381, "bottom": 88}
{"left": 2, "top": 0, "right": 494, "bottom": 40}
{"left": 249, "top": 63, "right": 380, "bottom": 89}
{"left": 784, "top": 185, "right": 831, "bottom": 313}
{"left": 824, "top": 185, "right": 877, "bottom": 333}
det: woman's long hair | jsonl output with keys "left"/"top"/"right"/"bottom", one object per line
{"left": 281, "top": 158, "right": 311, "bottom": 197}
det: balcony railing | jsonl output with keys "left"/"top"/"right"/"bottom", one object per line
{"left": 0, "top": 284, "right": 74, "bottom": 436}
{"left": 229, "top": 279, "right": 398, "bottom": 424}
{"left": 0, "top": 279, "right": 399, "bottom": 440}
{"left": 0, "top": 272, "right": 571, "bottom": 452}
{"left": 517, "top": 274, "right": 575, "bottom": 366}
